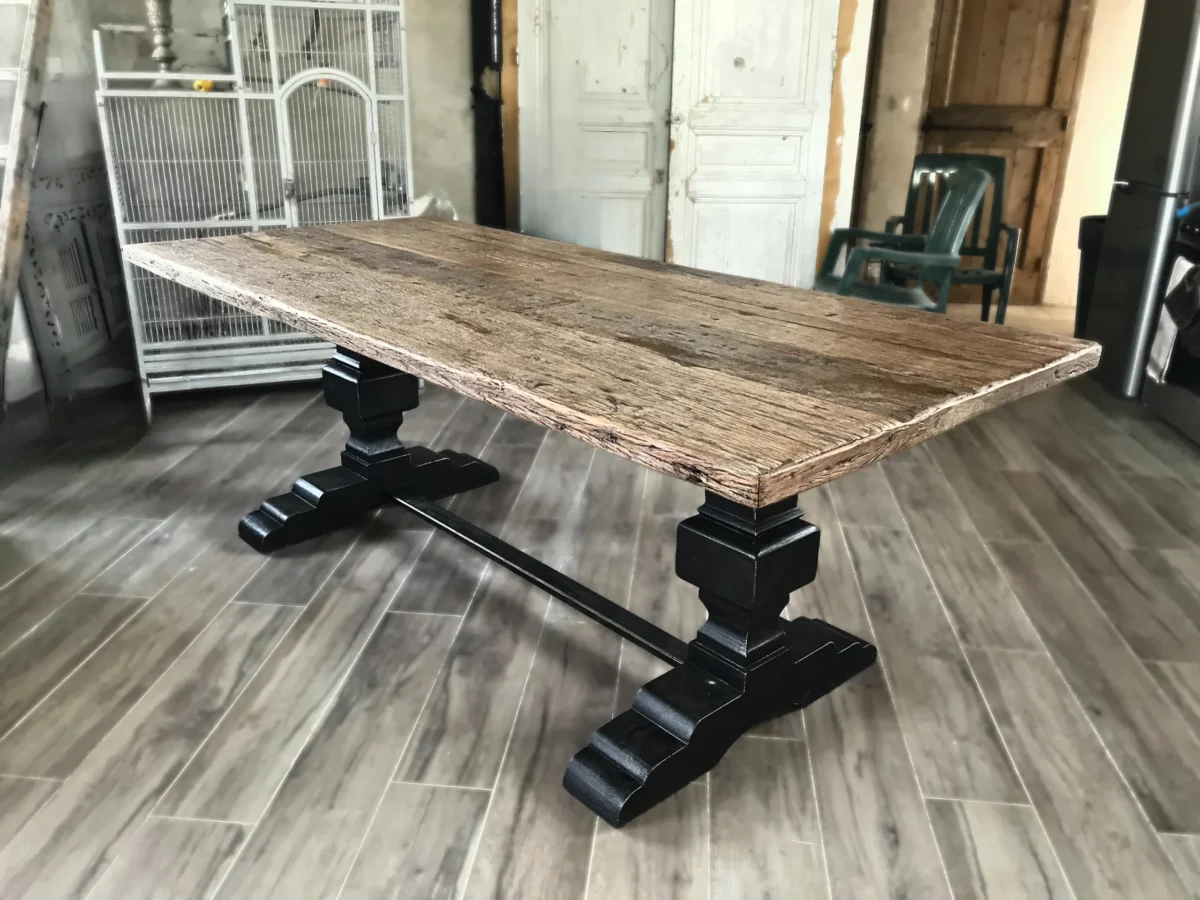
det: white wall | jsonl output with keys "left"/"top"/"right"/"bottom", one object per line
{"left": 1041, "top": 0, "right": 1146, "bottom": 306}
{"left": 406, "top": 0, "right": 475, "bottom": 222}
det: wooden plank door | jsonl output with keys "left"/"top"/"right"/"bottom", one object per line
{"left": 923, "top": 0, "right": 1092, "bottom": 305}
{"left": 665, "top": 0, "right": 839, "bottom": 287}
{"left": 517, "top": 0, "right": 674, "bottom": 259}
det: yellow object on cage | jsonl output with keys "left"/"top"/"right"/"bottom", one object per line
{"left": 193, "top": 79, "right": 214, "bottom": 92}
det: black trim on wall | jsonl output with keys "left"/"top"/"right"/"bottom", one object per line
{"left": 471, "top": 0, "right": 507, "bottom": 228}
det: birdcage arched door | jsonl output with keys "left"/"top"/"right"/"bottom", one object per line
{"left": 279, "top": 71, "right": 379, "bottom": 226}
{"left": 95, "top": 0, "right": 414, "bottom": 410}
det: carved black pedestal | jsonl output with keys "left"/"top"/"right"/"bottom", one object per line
{"left": 241, "top": 349, "right": 876, "bottom": 827}
{"left": 563, "top": 492, "right": 877, "bottom": 827}
{"left": 240, "top": 348, "right": 498, "bottom": 551}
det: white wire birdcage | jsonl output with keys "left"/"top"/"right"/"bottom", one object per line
{"left": 94, "top": 0, "right": 414, "bottom": 416}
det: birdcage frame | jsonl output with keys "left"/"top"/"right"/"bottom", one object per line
{"left": 94, "top": 0, "right": 414, "bottom": 417}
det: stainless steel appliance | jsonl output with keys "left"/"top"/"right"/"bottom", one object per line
{"left": 1085, "top": 0, "right": 1200, "bottom": 398}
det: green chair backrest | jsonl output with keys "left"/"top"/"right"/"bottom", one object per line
{"left": 925, "top": 167, "right": 994, "bottom": 258}
{"left": 901, "top": 153, "right": 1007, "bottom": 266}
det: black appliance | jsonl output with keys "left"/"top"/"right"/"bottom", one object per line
{"left": 1085, "top": 0, "right": 1200, "bottom": 398}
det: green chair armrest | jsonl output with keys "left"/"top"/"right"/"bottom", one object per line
{"left": 820, "top": 228, "right": 928, "bottom": 277}
{"left": 840, "top": 246, "right": 960, "bottom": 295}
{"left": 885, "top": 216, "right": 906, "bottom": 234}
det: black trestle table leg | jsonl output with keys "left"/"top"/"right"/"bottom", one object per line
{"left": 237, "top": 348, "right": 876, "bottom": 827}
{"left": 239, "top": 347, "right": 498, "bottom": 552}
{"left": 563, "top": 491, "right": 877, "bottom": 827}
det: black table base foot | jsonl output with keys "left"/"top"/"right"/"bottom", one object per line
{"left": 564, "top": 617, "right": 876, "bottom": 827}
{"left": 240, "top": 447, "right": 499, "bottom": 552}
{"left": 239, "top": 347, "right": 498, "bottom": 553}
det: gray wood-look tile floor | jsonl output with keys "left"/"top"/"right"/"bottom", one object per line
{"left": 2, "top": 379, "right": 1200, "bottom": 899}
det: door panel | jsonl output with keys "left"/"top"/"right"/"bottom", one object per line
{"left": 924, "top": 0, "right": 1092, "bottom": 305}
{"left": 518, "top": 0, "right": 673, "bottom": 259}
{"left": 666, "top": 0, "right": 838, "bottom": 288}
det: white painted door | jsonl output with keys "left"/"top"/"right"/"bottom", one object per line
{"left": 518, "top": 0, "right": 673, "bottom": 259}
{"left": 666, "top": 0, "right": 838, "bottom": 287}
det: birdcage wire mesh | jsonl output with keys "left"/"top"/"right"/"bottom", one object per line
{"left": 94, "top": 0, "right": 413, "bottom": 406}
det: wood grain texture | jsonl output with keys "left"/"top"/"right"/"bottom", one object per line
{"left": 1162, "top": 834, "right": 1200, "bottom": 898}
{"left": 1147, "top": 661, "right": 1200, "bottom": 748}
{"left": 85, "top": 395, "right": 337, "bottom": 600}
{"left": 0, "top": 0, "right": 55, "bottom": 409}
{"left": 0, "top": 541, "right": 269, "bottom": 779}
{"left": 788, "top": 491, "right": 952, "bottom": 900}
{"left": 926, "top": 799, "right": 1073, "bottom": 900}
{"left": 806, "top": 665, "right": 954, "bottom": 900}
{"left": 87, "top": 818, "right": 246, "bottom": 900}
{"left": 616, "top": 472, "right": 705, "bottom": 717}
{"left": 0, "top": 594, "right": 142, "bottom": 738}
{"left": 884, "top": 457, "right": 1041, "bottom": 650}
{"left": 924, "top": 422, "right": 1043, "bottom": 542}
{"left": 0, "top": 394, "right": 253, "bottom": 591}
{"left": 1024, "top": 426, "right": 1188, "bottom": 551}
{"left": 0, "top": 517, "right": 158, "bottom": 657}
{"left": 990, "top": 540, "right": 1200, "bottom": 833}
{"left": 970, "top": 649, "right": 1192, "bottom": 900}
{"left": 394, "top": 432, "right": 593, "bottom": 788}
{"left": 843, "top": 525, "right": 1025, "bottom": 802}
{"left": 460, "top": 619, "right": 621, "bottom": 900}
{"left": 0, "top": 777, "right": 57, "bottom": 853}
{"left": 105, "top": 390, "right": 317, "bottom": 521}
{"left": 1005, "top": 471, "right": 1200, "bottom": 662}
{"left": 124, "top": 218, "right": 1098, "bottom": 506}
{"left": 827, "top": 463, "right": 907, "bottom": 528}
{"left": 709, "top": 736, "right": 826, "bottom": 900}
{"left": 340, "top": 784, "right": 488, "bottom": 900}
{"left": 155, "top": 511, "right": 434, "bottom": 824}
{"left": 390, "top": 409, "right": 543, "bottom": 615}
{"left": 211, "top": 611, "right": 458, "bottom": 900}
{"left": 587, "top": 783, "right": 708, "bottom": 900}
{"left": 547, "top": 450, "right": 647, "bottom": 623}
{"left": 0, "top": 602, "right": 296, "bottom": 900}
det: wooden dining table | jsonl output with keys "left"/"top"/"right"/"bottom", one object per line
{"left": 125, "top": 218, "right": 1099, "bottom": 827}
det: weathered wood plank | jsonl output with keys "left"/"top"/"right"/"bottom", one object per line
{"left": 970, "top": 648, "right": 1191, "bottom": 900}
{"left": 0, "top": 776, "right": 57, "bottom": 853}
{"left": 87, "top": 818, "right": 246, "bottom": 900}
{"left": 154, "top": 511, "right": 435, "bottom": 824}
{"left": 209, "top": 611, "right": 458, "bottom": 900}
{"left": 125, "top": 219, "right": 1098, "bottom": 506}
{"left": 0, "top": 603, "right": 296, "bottom": 900}
{"left": 340, "top": 784, "right": 488, "bottom": 900}
{"left": 989, "top": 540, "right": 1200, "bottom": 833}
{"left": 0, "top": 594, "right": 142, "bottom": 739}
{"left": 842, "top": 525, "right": 1025, "bottom": 802}
{"left": 926, "top": 798, "right": 1073, "bottom": 900}
{"left": 709, "top": 736, "right": 827, "bottom": 900}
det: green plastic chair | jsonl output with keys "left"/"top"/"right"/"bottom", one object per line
{"left": 884, "top": 153, "right": 1020, "bottom": 324}
{"left": 815, "top": 166, "right": 993, "bottom": 314}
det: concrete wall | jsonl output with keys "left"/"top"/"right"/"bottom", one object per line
{"left": 855, "top": 0, "right": 939, "bottom": 231}
{"left": 406, "top": 0, "right": 475, "bottom": 222}
{"left": 1041, "top": 0, "right": 1145, "bottom": 306}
